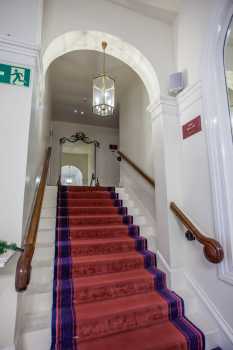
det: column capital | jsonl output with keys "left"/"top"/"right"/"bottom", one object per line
{"left": 147, "top": 95, "right": 178, "bottom": 122}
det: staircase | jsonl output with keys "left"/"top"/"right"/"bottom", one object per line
{"left": 18, "top": 185, "right": 222, "bottom": 350}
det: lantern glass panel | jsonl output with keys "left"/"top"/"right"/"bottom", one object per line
{"left": 93, "top": 75, "right": 115, "bottom": 117}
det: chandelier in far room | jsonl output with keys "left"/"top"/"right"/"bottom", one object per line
{"left": 92, "top": 41, "right": 115, "bottom": 117}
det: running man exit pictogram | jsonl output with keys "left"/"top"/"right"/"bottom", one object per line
{"left": 0, "top": 63, "right": 30, "bottom": 87}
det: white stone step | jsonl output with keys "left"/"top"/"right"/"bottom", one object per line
{"left": 39, "top": 218, "right": 56, "bottom": 230}
{"left": 127, "top": 206, "right": 140, "bottom": 215}
{"left": 30, "top": 266, "right": 53, "bottom": 286}
{"left": 27, "top": 282, "right": 51, "bottom": 295}
{"left": 23, "top": 292, "right": 52, "bottom": 314}
{"left": 188, "top": 313, "right": 220, "bottom": 349}
{"left": 132, "top": 215, "right": 146, "bottom": 225}
{"left": 37, "top": 229, "right": 55, "bottom": 245}
{"left": 33, "top": 245, "right": 54, "bottom": 263}
{"left": 23, "top": 310, "right": 51, "bottom": 333}
{"left": 41, "top": 207, "right": 56, "bottom": 218}
{"left": 20, "top": 327, "right": 51, "bottom": 350}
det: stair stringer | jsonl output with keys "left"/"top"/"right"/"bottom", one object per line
{"left": 16, "top": 186, "right": 57, "bottom": 350}
{"left": 157, "top": 250, "right": 233, "bottom": 350}
{"left": 116, "top": 187, "right": 157, "bottom": 253}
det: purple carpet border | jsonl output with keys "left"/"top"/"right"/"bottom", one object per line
{"left": 122, "top": 205, "right": 205, "bottom": 350}
{"left": 51, "top": 189, "right": 77, "bottom": 350}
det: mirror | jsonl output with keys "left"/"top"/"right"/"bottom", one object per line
{"left": 59, "top": 132, "right": 100, "bottom": 186}
{"left": 224, "top": 19, "right": 233, "bottom": 130}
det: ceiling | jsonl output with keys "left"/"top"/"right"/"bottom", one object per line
{"left": 108, "top": 0, "right": 183, "bottom": 24}
{"left": 49, "top": 50, "right": 137, "bottom": 129}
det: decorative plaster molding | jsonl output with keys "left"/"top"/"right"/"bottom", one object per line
{"left": 177, "top": 80, "right": 202, "bottom": 113}
{"left": 0, "top": 35, "right": 41, "bottom": 68}
{"left": 147, "top": 95, "right": 178, "bottom": 122}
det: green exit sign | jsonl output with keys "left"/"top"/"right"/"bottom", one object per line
{"left": 0, "top": 63, "right": 30, "bottom": 87}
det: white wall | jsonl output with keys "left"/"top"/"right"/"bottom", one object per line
{"left": 119, "top": 73, "right": 155, "bottom": 223}
{"left": 0, "top": 1, "right": 52, "bottom": 348}
{"left": 42, "top": 0, "right": 175, "bottom": 96}
{"left": 0, "top": 0, "right": 43, "bottom": 46}
{"left": 22, "top": 69, "right": 51, "bottom": 235}
{"left": 50, "top": 121, "right": 120, "bottom": 187}
{"left": 174, "top": 0, "right": 217, "bottom": 86}
{"left": 167, "top": 0, "right": 233, "bottom": 345}
{"left": 119, "top": 74, "right": 153, "bottom": 178}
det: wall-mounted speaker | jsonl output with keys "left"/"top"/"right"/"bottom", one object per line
{"left": 169, "top": 72, "right": 184, "bottom": 96}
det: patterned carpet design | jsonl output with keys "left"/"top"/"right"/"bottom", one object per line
{"left": 51, "top": 186, "right": 205, "bottom": 350}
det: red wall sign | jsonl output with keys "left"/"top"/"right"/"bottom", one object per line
{"left": 182, "top": 116, "right": 202, "bottom": 139}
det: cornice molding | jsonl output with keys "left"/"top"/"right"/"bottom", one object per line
{"left": 177, "top": 80, "right": 202, "bottom": 113}
{"left": 147, "top": 95, "right": 178, "bottom": 122}
{"left": 0, "top": 35, "right": 41, "bottom": 68}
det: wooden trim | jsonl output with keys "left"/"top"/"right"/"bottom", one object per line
{"left": 117, "top": 151, "right": 155, "bottom": 188}
{"left": 170, "top": 202, "right": 224, "bottom": 264}
{"left": 15, "top": 147, "right": 52, "bottom": 292}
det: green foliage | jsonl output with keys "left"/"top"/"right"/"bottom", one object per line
{"left": 0, "top": 240, "right": 19, "bottom": 255}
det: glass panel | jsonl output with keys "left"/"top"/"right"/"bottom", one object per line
{"left": 93, "top": 75, "right": 115, "bottom": 117}
{"left": 224, "top": 18, "right": 233, "bottom": 135}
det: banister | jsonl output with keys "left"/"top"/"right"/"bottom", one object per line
{"left": 170, "top": 202, "right": 224, "bottom": 264}
{"left": 15, "top": 147, "right": 52, "bottom": 292}
{"left": 117, "top": 151, "right": 155, "bottom": 188}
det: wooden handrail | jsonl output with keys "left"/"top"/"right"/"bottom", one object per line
{"left": 117, "top": 151, "right": 155, "bottom": 188}
{"left": 170, "top": 202, "right": 224, "bottom": 264}
{"left": 15, "top": 147, "right": 52, "bottom": 291}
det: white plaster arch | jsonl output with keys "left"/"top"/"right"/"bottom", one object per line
{"left": 42, "top": 30, "right": 160, "bottom": 105}
{"left": 202, "top": 0, "right": 233, "bottom": 285}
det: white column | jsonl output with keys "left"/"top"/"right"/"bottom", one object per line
{"left": 148, "top": 96, "right": 185, "bottom": 281}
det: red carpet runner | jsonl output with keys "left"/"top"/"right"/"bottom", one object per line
{"left": 51, "top": 186, "right": 205, "bottom": 350}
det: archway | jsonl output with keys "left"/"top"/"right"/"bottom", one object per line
{"left": 61, "top": 165, "right": 83, "bottom": 186}
{"left": 42, "top": 30, "right": 160, "bottom": 106}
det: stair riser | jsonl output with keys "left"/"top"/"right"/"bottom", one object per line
{"left": 78, "top": 303, "right": 170, "bottom": 342}
{"left": 23, "top": 293, "right": 51, "bottom": 314}
{"left": 59, "top": 186, "right": 115, "bottom": 192}
{"left": 58, "top": 192, "right": 119, "bottom": 200}
{"left": 68, "top": 226, "right": 139, "bottom": 240}
{"left": 57, "top": 215, "right": 133, "bottom": 226}
{"left": 41, "top": 207, "right": 57, "bottom": 218}
{"left": 58, "top": 241, "right": 136, "bottom": 257}
{"left": 58, "top": 199, "right": 123, "bottom": 207}
{"left": 31, "top": 267, "right": 53, "bottom": 285}
{"left": 37, "top": 230, "right": 54, "bottom": 244}
{"left": 39, "top": 218, "right": 56, "bottom": 230}
{"left": 74, "top": 277, "right": 155, "bottom": 304}
{"left": 56, "top": 207, "right": 128, "bottom": 216}
{"left": 58, "top": 256, "right": 145, "bottom": 278}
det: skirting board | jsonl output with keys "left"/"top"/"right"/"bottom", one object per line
{"left": 156, "top": 250, "right": 233, "bottom": 347}
{"left": 184, "top": 272, "right": 233, "bottom": 347}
